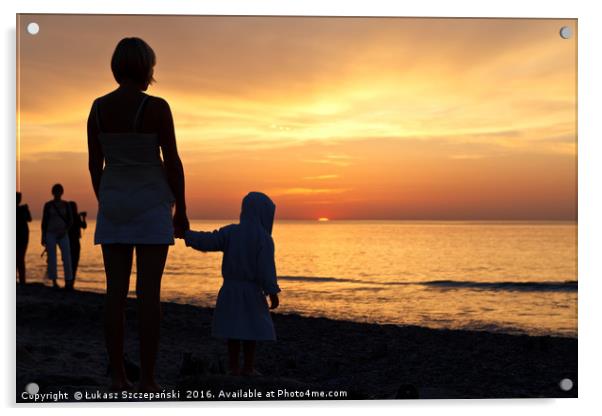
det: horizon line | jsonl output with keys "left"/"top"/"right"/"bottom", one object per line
{"left": 27, "top": 217, "right": 578, "bottom": 222}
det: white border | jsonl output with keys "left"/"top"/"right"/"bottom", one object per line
{"left": 2, "top": 0, "right": 601, "bottom": 415}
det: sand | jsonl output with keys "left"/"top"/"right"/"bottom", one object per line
{"left": 16, "top": 283, "right": 577, "bottom": 402}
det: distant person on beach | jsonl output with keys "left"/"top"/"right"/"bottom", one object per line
{"left": 87, "top": 37, "right": 188, "bottom": 392}
{"left": 68, "top": 201, "right": 87, "bottom": 282}
{"left": 183, "top": 192, "right": 280, "bottom": 376}
{"left": 16, "top": 192, "right": 32, "bottom": 285}
{"left": 41, "top": 184, "right": 74, "bottom": 289}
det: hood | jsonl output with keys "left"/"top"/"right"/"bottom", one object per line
{"left": 239, "top": 192, "right": 276, "bottom": 235}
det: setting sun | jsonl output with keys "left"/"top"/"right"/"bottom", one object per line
{"left": 317, "top": 217, "right": 330, "bottom": 222}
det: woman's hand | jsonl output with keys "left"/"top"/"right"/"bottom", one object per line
{"left": 268, "top": 293, "right": 279, "bottom": 310}
{"left": 173, "top": 209, "right": 189, "bottom": 239}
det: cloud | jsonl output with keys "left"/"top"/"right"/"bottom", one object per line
{"left": 302, "top": 154, "right": 356, "bottom": 167}
{"left": 270, "top": 187, "right": 352, "bottom": 196}
{"left": 303, "top": 174, "right": 340, "bottom": 180}
{"left": 538, "top": 134, "right": 576, "bottom": 144}
{"left": 448, "top": 154, "right": 486, "bottom": 160}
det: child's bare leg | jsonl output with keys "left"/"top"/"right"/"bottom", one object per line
{"left": 227, "top": 339, "right": 241, "bottom": 375}
{"left": 242, "top": 340, "right": 257, "bottom": 375}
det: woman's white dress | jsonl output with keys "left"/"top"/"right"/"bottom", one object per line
{"left": 93, "top": 95, "right": 175, "bottom": 245}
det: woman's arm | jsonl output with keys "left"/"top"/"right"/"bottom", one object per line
{"left": 87, "top": 101, "right": 104, "bottom": 200}
{"left": 155, "top": 98, "right": 189, "bottom": 237}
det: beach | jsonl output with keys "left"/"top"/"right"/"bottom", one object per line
{"left": 16, "top": 283, "right": 577, "bottom": 401}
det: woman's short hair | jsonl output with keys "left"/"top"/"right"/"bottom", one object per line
{"left": 111, "top": 37, "right": 156, "bottom": 86}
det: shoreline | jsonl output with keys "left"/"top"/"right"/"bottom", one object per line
{"left": 17, "top": 283, "right": 577, "bottom": 401}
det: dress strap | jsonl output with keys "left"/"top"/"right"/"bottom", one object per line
{"left": 133, "top": 95, "right": 150, "bottom": 132}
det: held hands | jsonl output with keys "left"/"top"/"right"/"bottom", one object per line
{"left": 173, "top": 209, "right": 190, "bottom": 239}
{"left": 268, "top": 293, "right": 279, "bottom": 310}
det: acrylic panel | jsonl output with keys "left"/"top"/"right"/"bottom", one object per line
{"left": 16, "top": 14, "right": 577, "bottom": 402}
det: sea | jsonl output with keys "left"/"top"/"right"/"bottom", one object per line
{"left": 23, "top": 220, "right": 578, "bottom": 338}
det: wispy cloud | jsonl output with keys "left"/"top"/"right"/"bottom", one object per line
{"left": 448, "top": 154, "right": 486, "bottom": 160}
{"left": 270, "top": 187, "right": 352, "bottom": 196}
{"left": 303, "top": 154, "right": 356, "bottom": 167}
{"left": 303, "top": 174, "right": 340, "bottom": 180}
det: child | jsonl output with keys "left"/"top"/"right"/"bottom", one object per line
{"left": 184, "top": 192, "right": 280, "bottom": 376}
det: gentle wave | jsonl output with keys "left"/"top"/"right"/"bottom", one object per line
{"left": 278, "top": 276, "right": 360, "bottom": 284}
{"left": 419, "top": 280, "right": 577, "bottom": 292}
{"left": 278, "top": 275, "right": 578, "bottom": 292}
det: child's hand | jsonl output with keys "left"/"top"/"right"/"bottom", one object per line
{"left": 268, "top": 293, "right": 279, "bottom": 310}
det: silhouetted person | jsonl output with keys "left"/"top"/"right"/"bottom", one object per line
{"left": 16, "top": 192, "right": 32, "bottom": 285}
{"left": 68, "top": 201, "right": 87, "bottom": 284}
{"left": 41, "top": 183, "right": 73, "bottom": 289}
{"left": 88, "top": 37, "right": 188, "bottom": 392}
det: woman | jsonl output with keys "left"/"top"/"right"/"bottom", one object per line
{"left": 41, "top": 184, "right": 73, "bottom": 288}
{"left": 16, "top": 192, "right": 32, "bottom": 285}
{"left": 87, "top": 37, "right": 188, "bottom": 392}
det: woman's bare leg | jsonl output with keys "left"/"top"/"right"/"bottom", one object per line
{"left": 242, "top": 341, "right": 257, "bottom": 375}
{"left": 135, "top": 244, "right": 168, "bottom": 392}
{"left": 227, "top": 339, "right": 241, "bottom": 375}
{"left": 102, "top": 244, "right": 134, "bottom": 390}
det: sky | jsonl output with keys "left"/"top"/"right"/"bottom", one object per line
{"left": 17, "top": 15, "right": 577, "bottom": 220}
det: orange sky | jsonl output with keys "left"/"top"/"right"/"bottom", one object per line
{"left": 17, "top": 15, "right": 577, "bottom": 220}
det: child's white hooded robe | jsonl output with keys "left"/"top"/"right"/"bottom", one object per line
{"left": 185, "top": 192, "right": 280, "bottom": 340}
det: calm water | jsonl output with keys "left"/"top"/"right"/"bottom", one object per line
{"left": 23, "top": 220, "right": 578, "bottom": 337}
